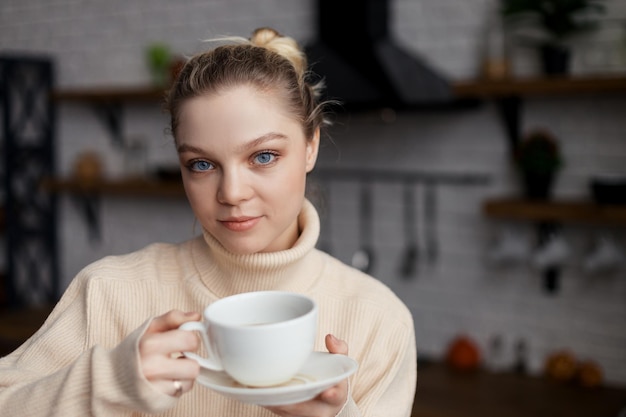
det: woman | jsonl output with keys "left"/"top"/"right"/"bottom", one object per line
{"left": 0, "top": 28, "right": 416, "bottom": 416}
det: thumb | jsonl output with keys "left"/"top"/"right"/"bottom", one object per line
{"left": 325, "top": 334, "right": 348, "bottom": 355}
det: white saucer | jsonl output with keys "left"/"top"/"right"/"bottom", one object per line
{"left": 196, "top": 352, "right": 358, "bottom": 406}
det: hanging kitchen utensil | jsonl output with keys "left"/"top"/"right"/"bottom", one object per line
{"left": 424, "top": 182, "right": 438, "bottom": 264}
{"left": 351, "top": 180, "right": 374, "bottom": 273}
{"left": 73, "top": 195, "right": 101, "bottom": 243}
{"left": 399, "top": 180, "right": 419, "bottom": 278}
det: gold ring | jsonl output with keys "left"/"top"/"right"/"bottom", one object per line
{"left": 173, "top": 379, "right": 183, "bottom": 397}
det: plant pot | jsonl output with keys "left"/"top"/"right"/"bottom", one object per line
{"left": 540, "top": 44, "right": 571, "bottom": 76}
{"left": 522, "top": 172, "right": 556, "bottom": 200}
{"left": 590, "top": 175, "right": 626, "bottom": 205}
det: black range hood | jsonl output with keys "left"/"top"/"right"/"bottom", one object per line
{"left": 305, "top": 0, "right": 452, "bottom": 110}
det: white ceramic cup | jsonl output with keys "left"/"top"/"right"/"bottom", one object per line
{"left": 179, "top": 291, "right": 318, "bottom": 387}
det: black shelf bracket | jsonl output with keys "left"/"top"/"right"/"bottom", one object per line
{"left": 71, "top": 194, "right": 102, "bottom": 243}
{"left": 495, "top": 95, "right": 522, "bottom": 157}
{"left": 536, "top": 221, "right": 562, "bottom": 295}
{"left": 93, "top": 102, "right": 124, "bottom": 148}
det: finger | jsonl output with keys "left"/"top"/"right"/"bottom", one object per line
{"left": 265, "top": 376, "right": 348, "bottom": 415}
{"left": 140, "top": 329, "right": 199, "bottom": 356}
{"left": 147, "top": 310, "right": 201, "bottom": 334}
{"left": 266, "top": 400, "right": 327, "bottom": 417}
{"left": 318, "top": 382, "right": 347, "bottom": 405}
{"left": 265, "top": 336, "right": 350, "bottom": 416}
{"left": 152, "top": 377, "right": 195, "bottom": 398}
{"left": 325, "top": 334, "right": 348, "bottom": 355}
{"left": 266, "top": 389, "right": 344, "bottom": 416}
{"left": 142, "top": 356, "right": 201, "bottom": 381}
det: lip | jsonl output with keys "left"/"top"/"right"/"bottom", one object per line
{"left": 219, "top": 216, "right": 262, "bottom": 232}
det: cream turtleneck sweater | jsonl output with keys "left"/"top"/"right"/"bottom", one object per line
{"left": 0, "top": 200, "right": 416, "bottom": 416}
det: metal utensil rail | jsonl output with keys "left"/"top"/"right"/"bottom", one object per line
{"left": 310, "top": 169, "right": 490, "bottom": 277}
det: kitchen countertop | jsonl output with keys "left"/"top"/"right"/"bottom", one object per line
{"left": 412, "top": 360, "right": 626, "bottom": 417}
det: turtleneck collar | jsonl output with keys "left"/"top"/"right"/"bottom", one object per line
{"left": 190, "top": 199, "right": 324, "bottom": 298}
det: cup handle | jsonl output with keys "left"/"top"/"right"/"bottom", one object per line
{"left": 178, "top": 321, "right": 224, "bottom": 371}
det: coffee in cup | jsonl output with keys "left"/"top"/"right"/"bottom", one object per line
{"left": 179, "top": 291, "right": 318, "bottom": 387}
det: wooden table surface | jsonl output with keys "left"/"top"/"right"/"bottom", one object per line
{"left": 412, "top": 360, "right": 626, "bottom": 417}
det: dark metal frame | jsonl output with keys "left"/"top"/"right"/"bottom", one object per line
{"left": 1, "top": 56, "right": 58, "bottom": 308}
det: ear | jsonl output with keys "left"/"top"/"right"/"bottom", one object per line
{"left": 305, "top": 128, "right": 320, "bottom": 173}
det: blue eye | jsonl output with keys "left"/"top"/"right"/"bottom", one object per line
{"left": 190, "top": 160, "right": 213, "bottom": 171}
{"left": 254, "top": 152, "right": 276, "bottom": 165}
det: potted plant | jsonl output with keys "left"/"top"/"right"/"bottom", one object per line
{"left": 514, "top": 128, "right": 563, "bottom": 199}
{"left": 146, "top": 43, "right": 172, "bottom": 87}
{"left": 500, "top": 0, "right": 606, "bottom": 75}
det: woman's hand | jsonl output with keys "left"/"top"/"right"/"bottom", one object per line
{"left": 138, "top": 310, "right": 202, "bottom": 397}
{"left": 265, "top": 334, "right": 350, "bottom": 417}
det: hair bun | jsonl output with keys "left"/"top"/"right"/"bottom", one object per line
{"left": 250, "top": 27, "right": 306, "bottom": 77}
{"left": 250, "top": 27, "right": 281, "bottom": 47}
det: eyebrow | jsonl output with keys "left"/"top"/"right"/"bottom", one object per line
{"left": 176, "top": 132, "right": 289, "bottom": 155}
{"left": 236, "top": 132, "right": 289, "bottom": 153}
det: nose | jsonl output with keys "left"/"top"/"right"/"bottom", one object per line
{"left": 216, "top": 168, "right": 252, "bottom": 205}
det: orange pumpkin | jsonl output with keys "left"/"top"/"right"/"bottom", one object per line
{"left": 577, "top": 360, "right": 604, "bottom": 388}
{"left": 544, "top": 350, "right": 577, "bottom": 382}
{"left": 445, "top": 335, "right": 481, "bottom": 372}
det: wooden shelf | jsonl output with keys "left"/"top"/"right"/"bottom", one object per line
{"left": 51, "top": 85, "right": 168, "bottom": 145}
{"left": 483, "top": 197, "right": 626, "bottom": 226}
{"left": 453, "top": 75, "right": 626, "bottom": 98}
{"left": 41, "top": 178, "right": 186, "bottom": 198}
{"left": 53, "top": 75, "right": 626, "bottom": 103}
{"left": 52, "top": 75, "right": 626, "bottom": 153}
{"left": 453, "top": 75, "right": 626, "bottom": 154}
{"left": 52, "top": 85, "right": 165, "bottom": 103}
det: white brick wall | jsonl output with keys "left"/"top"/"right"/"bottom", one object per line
{"left": 2, "top": 0, "right": 626, "bottom": 386}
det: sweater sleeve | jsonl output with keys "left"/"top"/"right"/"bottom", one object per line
{"left": 0, "top": 271, "right": 177, "bottom": 416}
{"left": 309, "top": 256, "right": 418, "bottom": 417}
{"left": 367, "top": 323, "right": 417, "bottom": 417}
{"left": 341, "top": 321, "right": 417, "bottom": 417}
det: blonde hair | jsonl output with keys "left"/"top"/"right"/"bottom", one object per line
{"left": 166, "top": 27, "right": 328, "bottom": 142}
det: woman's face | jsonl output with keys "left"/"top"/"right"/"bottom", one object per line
{"left": 176, "top": 85, "right": 319, "bottom": 254}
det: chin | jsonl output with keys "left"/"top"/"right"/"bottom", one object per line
{"left": 219, "top": 238, "right": 270, "bottom": 255}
